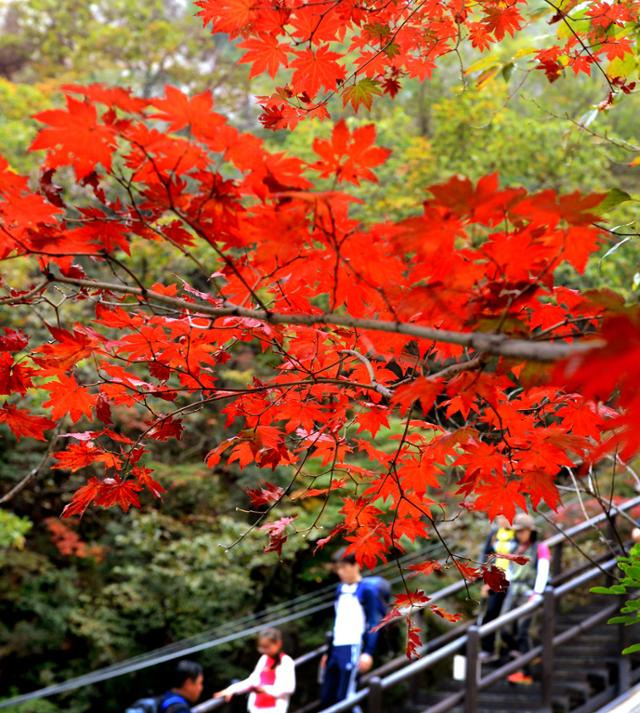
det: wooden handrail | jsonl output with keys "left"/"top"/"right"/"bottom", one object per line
{"left": 303, "top": 496, "right": 640, "bottom": 713}
{"left": 195, "top": 497, "right": 640, "bottom": 713}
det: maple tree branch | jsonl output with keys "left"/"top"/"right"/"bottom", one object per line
{"left": 0, "top": 425, "right": 61, "bottom": 505}
{"left": 537, "top": 509, "right": 620, "bottom": 580}
{"left": 606, "top": 454, "right": 640, "bottom": 491}
{"left": 539, "top": 0, "right": 616, "bottom": 93}
{"left": 46, "top": 274, "right": 602, "bottom": 362}
{"left": 427, "top": 356, "right": 484, "bottom": 381}
{"left": 0, "top": 281, "right": 49, "bottom": 304}
{"left": 340, "top": 349, "right": 393, "bottom": 397}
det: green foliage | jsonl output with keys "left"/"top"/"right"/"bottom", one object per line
{"left": 0, "top": 509, "right": 32, "bottom": 550}
{"left": 0, "top": 79, "right": 51, "bottom": 172}
{"left": 592, "top": 543, "right": 640, "bottom": 651}
{"left": 0, "top": 0, "right": 260, "bottom": 119}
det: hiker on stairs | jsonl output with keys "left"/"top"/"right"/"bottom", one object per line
{"left": 214, "top": 628, "right": 295, "bottom": 713}
{"left": 319, "top": 550, "right": 386, "bottom": 709}
{"left": 126, "top": 660, "right": 204, "bottom": 713}
{"left": 501, "top": 513, "right": 551, "bottom": 685}
{"left": 478, "top": 515, "right": 515, "bottom": 663}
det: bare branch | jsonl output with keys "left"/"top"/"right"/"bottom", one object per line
{"left": 0, "top": 426, "right": 61, "bottom": 505}
{"left": 47, "top": 274, "right": 602, "bottom": 362}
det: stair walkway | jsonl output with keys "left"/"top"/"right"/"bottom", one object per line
{"left": 411, "top": 601, "right": 640, "bottom": 713}
{"left": 191, "top": 496, "right": 640, "bottom": 713}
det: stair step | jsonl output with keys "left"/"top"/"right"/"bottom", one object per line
{"left": 556, "top": 644, "right": 620, "bottom": 657}
{"left": 551, "top": 668, "right": 609, "bottom": 690}
{"left": 555, "top": 655, "right": 619, "bottom": 669}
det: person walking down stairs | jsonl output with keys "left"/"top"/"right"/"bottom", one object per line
{"left": 501, "top": 513, "right": 551, "bottom": 685}
{"left": 478, "top": 516, "right": 515, "bottom": 662}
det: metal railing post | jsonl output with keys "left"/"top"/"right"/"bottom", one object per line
{"left": 367, "top": 676, "right": 383, "bottom": 713}
{"left": 464, "top": 625, "right": 480, "bottom": 713}
{"left": 617, "top": 594, "right": 631, "bottom": 693}
{"left": 541, "top": 586, "right": 555, "bottom": 711}
{"left": 552, "top": 541, "right": 563, "bottom": 580}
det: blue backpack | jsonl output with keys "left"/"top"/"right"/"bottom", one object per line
{"left": 125, "top": 694, "right": 189, "bottom": 713}
{"left": 359, "top": 576, "right": 391, "bottom": 618}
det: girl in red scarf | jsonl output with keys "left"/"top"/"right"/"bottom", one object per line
{"left": 214, "top": 628, "right": 295, "bottom": 713}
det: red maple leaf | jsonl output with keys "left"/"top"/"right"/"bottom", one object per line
{"left": 405, "top": 616, "right": 423, "bottom": 659}
{"left": 150, "top": 86, "right": 225, "bottom": 138}
{"left": 290, "top": 46, "right": 345, "bottom": 98}
{"left": 355, "top": 405, "right": 390, "bottom": 437}
{"left": 0, "top": 404, "right": 54, "bottom": 441}
{"left": 0, "top": 354, "right": 35, "bottom": 395}
{"left": 482, "top": 4, "right": 523, "bottom": 40}
{"left": 408, "top": 560, "right": 443, "bottom": 577}
{"left": 238, "top": 33, "right": 289, "bottom": 78}
{"left": 195, "top": 0, "right": 255, "bottom": 35}
{"left": 472, "top": 476, "right": 528, "bottom": 521}
{"left": 454, "top": 560, "right": 481, "bottom": 581}
{"left": 521, "top": 470, "right": 561, "bottom": 510}
{"left": 246, "top": 481, "right": 285, "bottom": 507}
{"left": 311, "top": 119, "right": 391, "bottom": 185}
{"left": 147, "top": 416, "right": 184, "bottom": 441}
{"left": 52, "top": 442, "right": 122, "bottom": 472}
{"left": 0, "top": 328, "right": 28, "bottom": 352}
{"left": 30, "top": 95, "right": 116, "bottom": 179}
{"left": 61, "top": 477, "right": 104, "bottom": 518}
{"left": 261, "top": 516, "right": 296, "bottom": 556}
{"left": 429, "top": 603, "right": 463, "bottom": 623}
{"left": 482, "top": 564, "right": 509, "bottom": 593}
{"left": 392, "top": 377, "right": 442, "bottom": 416}
{"left": 345, "top": 524, "right": 390, "bottom": 568}
{"left": 133, "top": 466, "right": 166, "bottom": 498}
{"left": 45, "top": 518, "right": 93, "bottom": 558}
{"left": 93, "top": 477, "right": 142, "bottom": 512}
{"left": 43, "top": 375, "right": 96, "bottom": 423}
{"left": 373, "top": 590, "right": 431, "bottom": 631}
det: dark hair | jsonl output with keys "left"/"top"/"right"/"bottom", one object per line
{"left": 170, "top": 660, "right": 203, "bottom": 689}
{"left": 259, "top": 628, "right": 284, "bottom": 669}
{"left": 259, "top": 627, "right": 282, "bottom": 644}
{"left": 332, "top": 547, "right": 356, "bottom": 565}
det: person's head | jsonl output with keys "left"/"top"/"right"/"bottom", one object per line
{"left": 257, "top": 628, "right": 283, "bottom": 659}
{"left": 170, "top": 660, "right": 204, "bottom": 703}
{"left": 333, "top": 549, "right": 361, "bottom": 584}
{"left": 513, "top": 513, "right": 536, "bottom": 544}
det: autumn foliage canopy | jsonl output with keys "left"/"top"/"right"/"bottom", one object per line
{"left": 1, "top": 0, "right": 640, "bottom": 630}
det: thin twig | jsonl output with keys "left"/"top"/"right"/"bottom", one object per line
{"left": 0, "top": 425, "right": 62, "bottom": 504}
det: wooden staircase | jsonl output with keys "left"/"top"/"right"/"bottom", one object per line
{"left": 406, "top": 603, "right": 640, "bottom": 713}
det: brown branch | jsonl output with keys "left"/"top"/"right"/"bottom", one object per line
{"left": 46, "top": 274, "right": 602, "bottom": 362}
{"left": 340, "top": 349, "right": 393, "bottom": 397}
{"left": 0, "top": 281, "right": 48, "bottom": 305}
{"left": 0, "top": 425, "right": 61, "bottom": 504}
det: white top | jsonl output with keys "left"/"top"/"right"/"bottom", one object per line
{"left": 224, "top": 654, "right": 296, "bottom": 713}
{"left": 332, "top": 583, "right": 366, "bottom": 647}
{"left": 533, "top": 557, "right": 551, "bottom": 594}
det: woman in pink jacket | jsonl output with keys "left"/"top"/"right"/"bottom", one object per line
{"left": 214, "top": 628, "right": 296, "bottom": 713}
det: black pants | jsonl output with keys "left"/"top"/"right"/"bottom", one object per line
{"left": 501, "top": 588, "right": 534, "bottom": 673}
{"left": 501, "top": 615, "right": 533, "bottom": 657}
{"left": 481, "top": 590, "right": 507, "bottom": 654}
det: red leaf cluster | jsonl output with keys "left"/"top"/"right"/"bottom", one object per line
{"left": 194, "top": 0, "right": 639, "bottom": 126}
{"left": 0, "top": 78, "right": 633, "bottom": 571}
